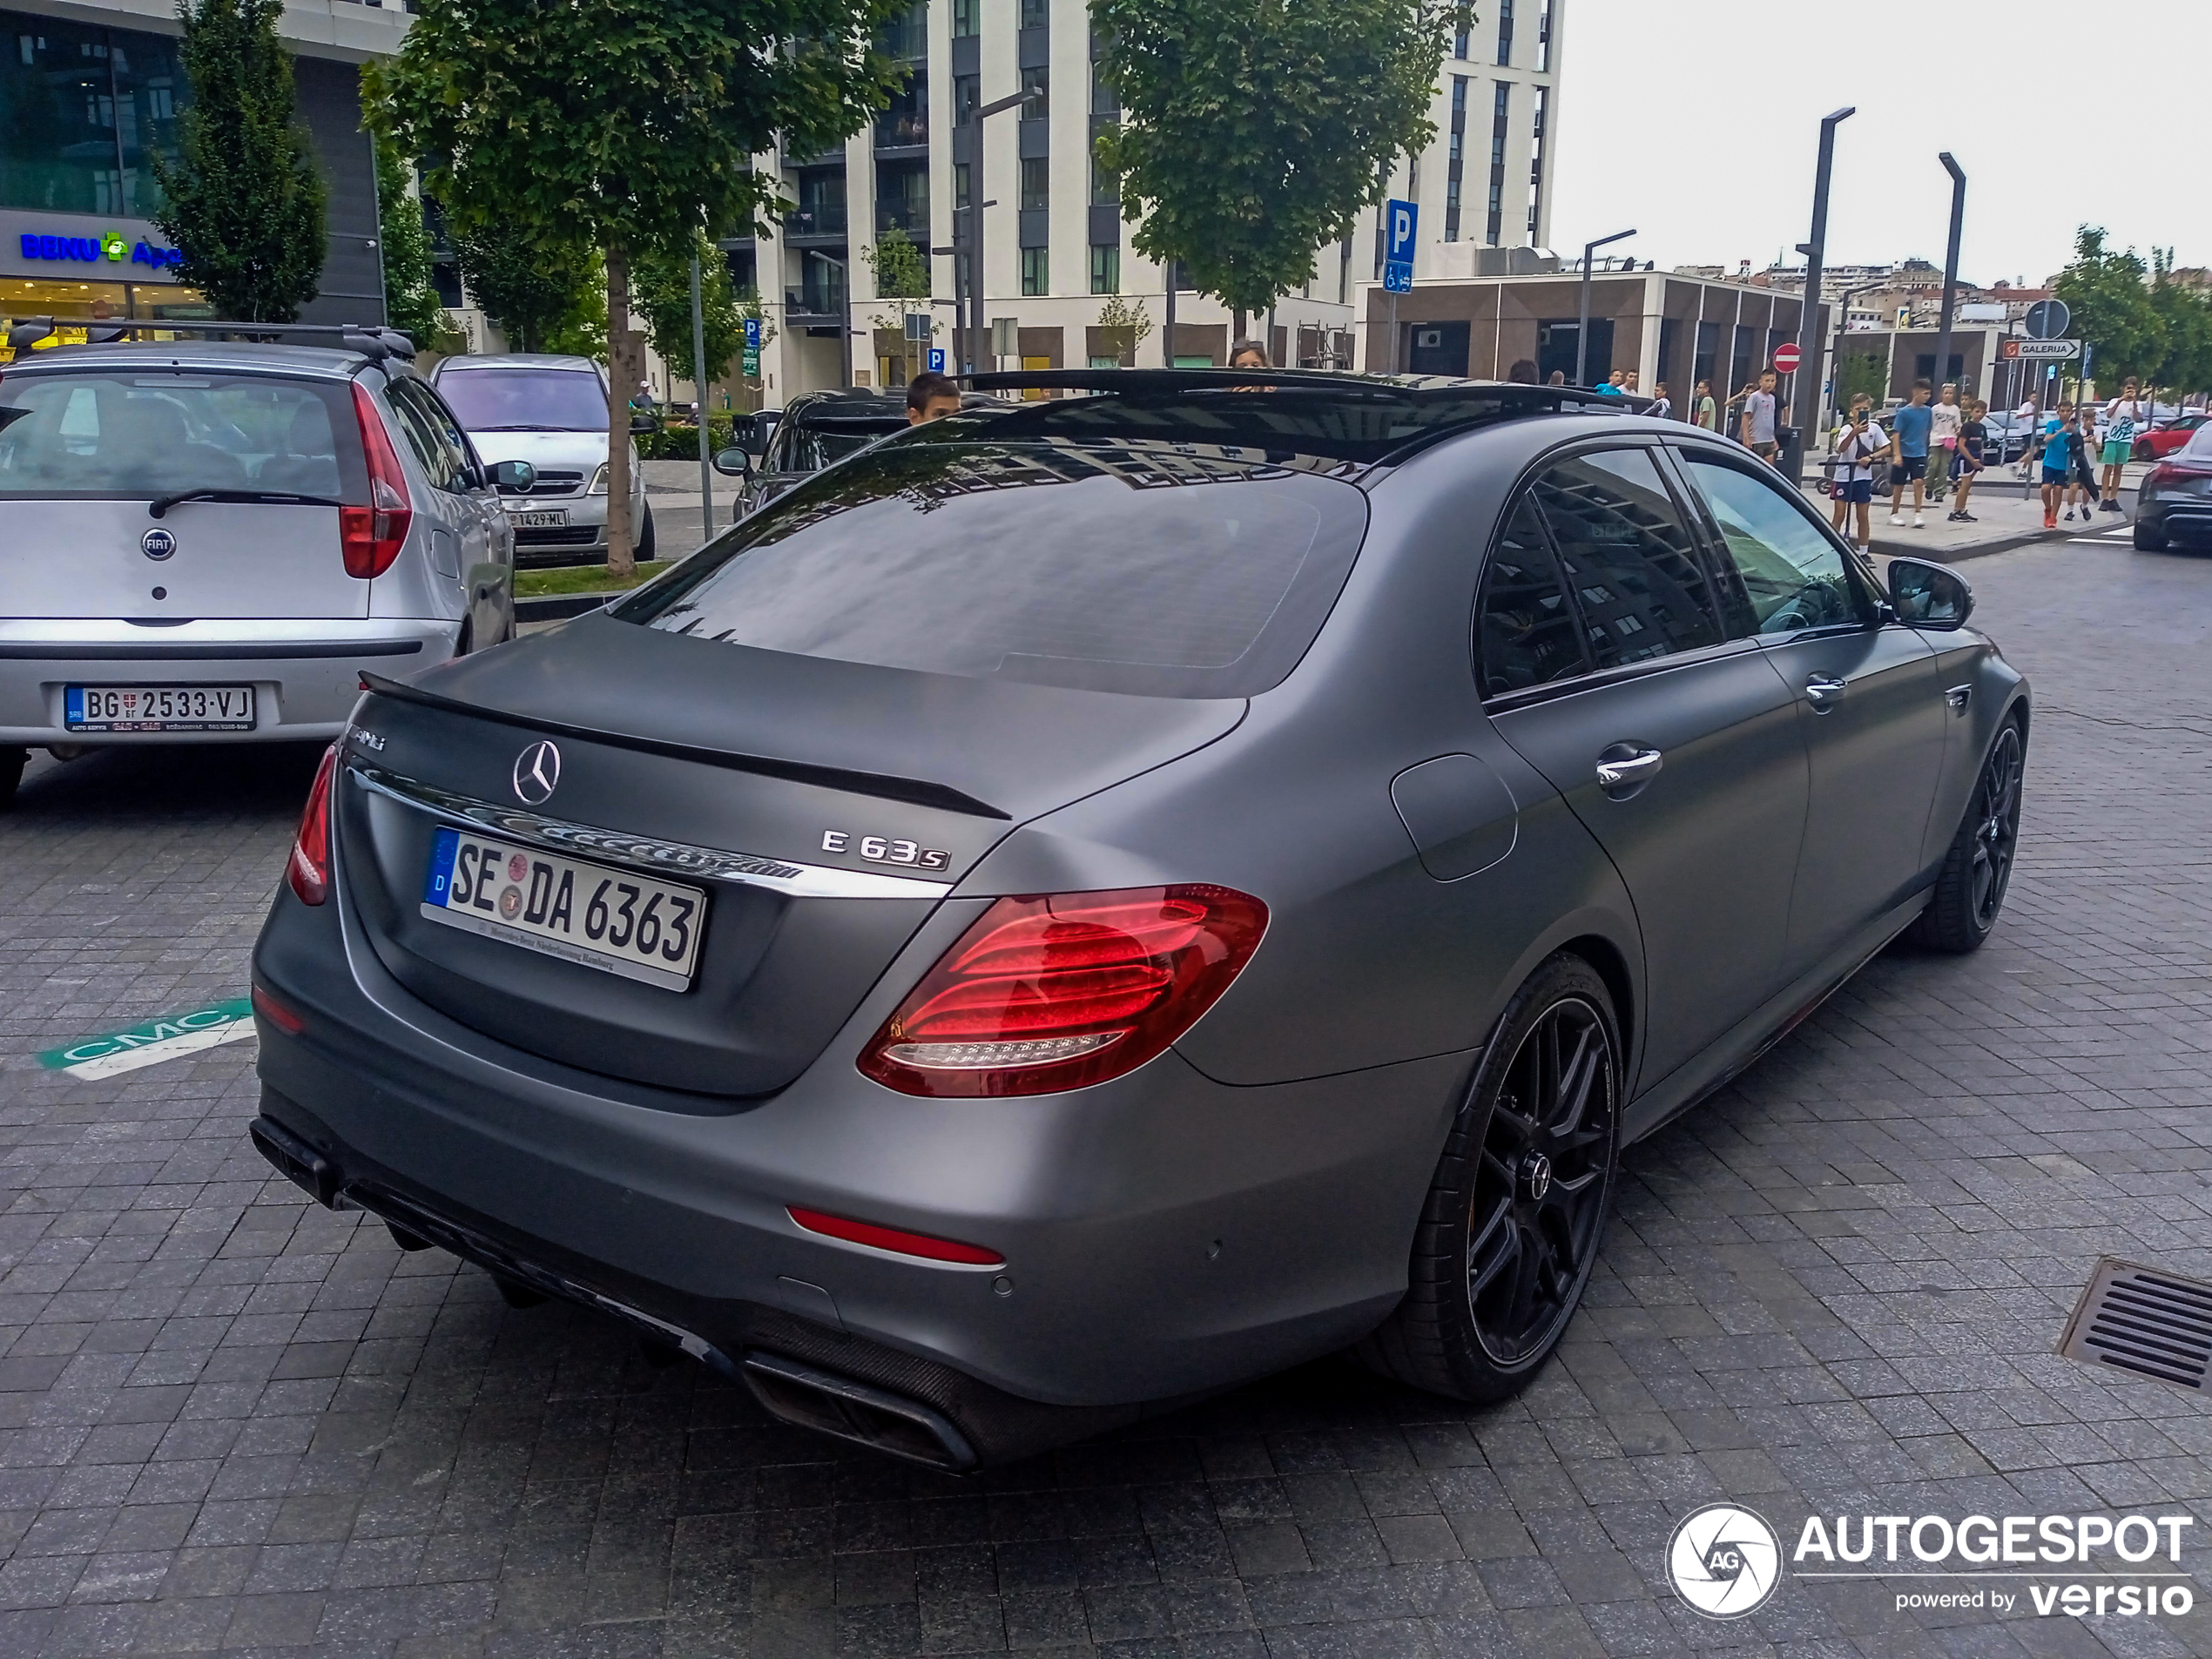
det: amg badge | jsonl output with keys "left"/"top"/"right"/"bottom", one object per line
{"left": 821, "top": 829, "right": 950, "bottom": 871}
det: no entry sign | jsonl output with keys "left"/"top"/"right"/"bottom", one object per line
{"left": 1772, "top": 341, "right": 1802, "bottom": 374}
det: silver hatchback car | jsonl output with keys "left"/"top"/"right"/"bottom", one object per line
{"left": 0, "top": 327, "right": 527, "bottom": 806}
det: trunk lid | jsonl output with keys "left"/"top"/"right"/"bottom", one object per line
{"left": 2, "top": 499, "right": 364, "bottom": 619}
{"left": 337, "top": 613, "right": 1244, "bottom": 1096}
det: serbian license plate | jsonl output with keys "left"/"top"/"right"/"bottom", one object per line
{"left": 421, "top": 827, "right": 705, "bottom": 991}
{"left": 508, "top": 508, "right": 570, "bottom": 527}
{"left": 65, "top": 684, "right": 255, "bottom": 732}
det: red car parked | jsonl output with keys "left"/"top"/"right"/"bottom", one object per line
{"left": 2136, "top": 411, "right": 2212, "bottom": 461}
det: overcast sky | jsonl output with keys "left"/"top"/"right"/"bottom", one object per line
{"left": 1548, "top": 0, "right": 2211, "bottom": 287}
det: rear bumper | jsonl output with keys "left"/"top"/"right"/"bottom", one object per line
{"left": 2141, "top": 499, "right": 2212, "bottom": 538}
{"left": 0, "top": 617, "right": 460, "bottom": 745}
{"left": 248, "top": 852, "right": 1459, "bottom": 1448}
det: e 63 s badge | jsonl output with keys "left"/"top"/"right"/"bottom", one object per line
{"left": 821, "top": 829, "right": 950, "bottom": 871}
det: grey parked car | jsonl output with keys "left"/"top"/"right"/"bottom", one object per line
{"left": 0, "top": 324, "right": 527, "bottom": 806}
{"left": 249, "top": 372, "right": 2028, "bottom": 1468}
{"left": 429, "top": 354, "right": 652, "bottom": 567}
{"left": 2133, "top": 421, "right": 2212, "bottom": 550}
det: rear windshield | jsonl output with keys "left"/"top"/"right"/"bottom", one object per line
{"left": 435, "top": 368, "right": 606, "bottom": 433}
{"left": 0, "top": 370, "right": 365, "bottom": 500}
{"left": 615, "top": 439, "right": 1369, "bottom": 698}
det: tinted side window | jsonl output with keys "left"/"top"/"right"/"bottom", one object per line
{"left": 1681, "top": 455, "right": 1859, "bottom": 636}
{"left": 1532, "top": 449, "right": 1721, "bottom": 668}
{"left": 1478, "top": 496, "right": 1587, "bottom": 696}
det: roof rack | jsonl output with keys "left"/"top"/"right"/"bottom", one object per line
{"left": 3, "top": 316, "right": 417, "bottom": 363}
{"left": 960, "top": 366, "right": 1647, "bottom": 414}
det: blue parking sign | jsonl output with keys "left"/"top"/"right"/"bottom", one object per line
{"left": 1385, "top": 199, "right": 1418, "bottom": 264}
{"left": 744, "top": 318, "right": 762, "bottom": 349}
{"left": 927, "top": 347, "right": 945, "bottom": 373}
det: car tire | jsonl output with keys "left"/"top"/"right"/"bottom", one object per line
{"left": 2134, "top": 439, "right": 2153, "bottom": 462}
{"left": 2134, "top": 520, "right": 2169, "bottom": 552}
{"left": 1355, "top": 952, "right": 1622, "bottom": 1404}
{"left": 0, "top": 746, "right": 25, "bottom": 808}
{"left": 636, "top": 501, "right": 657, "bottom": 559}
{"left": 1910, "top": 718, "right": 2025, "bottom": 954}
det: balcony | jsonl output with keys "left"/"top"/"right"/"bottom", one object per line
{"left": 784, "top": 204, "right": 848, "bottom": 243}
{"left": 787, "top": 280, "right": 847, "bottom": 320}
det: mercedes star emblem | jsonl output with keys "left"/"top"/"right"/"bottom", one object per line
{"left": 511, "top": 740, "right": 561, "bottom": 806}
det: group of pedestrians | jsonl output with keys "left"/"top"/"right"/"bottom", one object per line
{"left": 1821, "top": 379, "right": 1993, "bottom": 552}
{"left": 2027, "top": 377, "right": 2146, "bottom": 529}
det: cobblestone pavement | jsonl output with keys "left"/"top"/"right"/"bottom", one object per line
{"left": 3, "top": 532, "right": 2210, "bottom": 1658}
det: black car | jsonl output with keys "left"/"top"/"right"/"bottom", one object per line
{"left": 716, "top": 388, "right": 1006, "bottom": 516}
{"left": 2134, "top": 425, "right": 2212, "bottom": 550}
{"left": 251, "top": 371, "right": 2027, "bottom": 1469}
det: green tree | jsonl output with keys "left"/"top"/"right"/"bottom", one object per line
{"left": 450, "top": 230, "right": 605, "bottom": 358}
{"left": 374, "top": 139, "right": 445, "bottom": 346}
{"left": 1838, "top": 353, "right": 1888, "bottom": 410}
{"left": 151, "top": 0, "right": 327, "bottom": 322}
{"left": 1094, "top": 293, "right": 1154, "bottom": 366}
{"left": 371, "top": 0, "right": 904, "bottom": 577}
{"left": 1092, "top": 0, "right": 1464, "bottom": 335}
{"left": 634, "top": 231, "right": 743, "bottom": 389}
{"left": 863, "top": 226, "right": 930, "bottom": 300}
{"left": 2148, "top": 249, "right": 2212, "bottom": 401}
{"left": 2054, "top": 226, "right": 2166, "bottom": 388}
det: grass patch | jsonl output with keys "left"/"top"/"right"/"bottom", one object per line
{"left": 514, "top": 560, "right": 671, "bottom": 599}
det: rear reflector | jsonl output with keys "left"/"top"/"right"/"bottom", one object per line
{"left": 857, "top": 885, "right": 1267, "bottom": 1097}
{"left": 786, "top": 1205, "right": 1004, "bottom": 1266}
{"left": 250, "top": 983, "right": 306, "bottom": 1036}
{"left": 287, "top": 745, "right": 339, "bottom": 905}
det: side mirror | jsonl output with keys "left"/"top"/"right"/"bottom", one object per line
{"left": 1888, "top": 556, "right": 1973, "bottom": 630}
{"left": 711, "top": 447, "right": 752, "bottom": 478}
{"left": 487, "top": 459, "right": 536, "bottom": 493}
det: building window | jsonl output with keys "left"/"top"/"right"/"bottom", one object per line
{"left": 954, "top": 161, "right": 970, "bottom": 209}
{"left": 1527, "top": 85, "right": 1548, "bottom": 238}
{"left": 1090, "top": 144, "right": 1118, "bottom": 206}
{"left": 1453, "top": 26, "right": 1469, "bottom": 59}
{"left": 1496, "top": 0, "right": 1514, "bottom": 65}
{"left": 1090, "top": 244, "right": 1119, "bottom": 294}
{"left": 1535, "top": 0, "right": 1553, "bottom": 71}
{"left": 1445, "top": 177, "right": 1462, "bottom": 244}
{"left": 1445, "top": 76, "right": 1467, "bottom": 241}
{"left": 1487, "top": 82, "right": 1510, "bottom": 245}
{"left": 1021, "top": 66, "right": 1049, "bottom": 118}
{"left": 1022, "top": 245, "right": 1049, "bottom": 296}
{"left": 952, "top": 0, "right": 978, "bottom": 37}
{"left": 876, "top": 158, "right": 929, "bottom": 236}
{"left": 1089, "top": 60, "right": 1118, "bottom": 116}
{"left": 1020, "top": 0, "right": 1047, "bottom": 28}
{"left": 954, "top": 73, "right": 977, "bottom": 127}
{"left": 1021, "top": 156, "right": 1049, "bottom": 211}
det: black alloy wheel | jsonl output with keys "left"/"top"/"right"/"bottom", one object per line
{"left": 1356, "top": 952, "right": 1622, "bottom": 1404}
{"left": 1912, "top": 719, "right": 2025, "bottom": 953}
{"left": 1465, "top": 995, "right": 1615, "bottom": 1367}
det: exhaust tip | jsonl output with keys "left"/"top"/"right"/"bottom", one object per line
{"left": 741, "top": 1351, "right": 978, "bottom": 1472}
{"left": 249, "top": 1116, "right": 339, "bottom": 1207}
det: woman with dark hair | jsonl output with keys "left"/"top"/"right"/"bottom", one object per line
{"left": 1229, "top": 340, "right": 1271, "bottom": 369}
{"left": 1507, "top": 359, "right": 1540, "bottom": 383}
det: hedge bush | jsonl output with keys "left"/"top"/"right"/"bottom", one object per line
{"left": 636, "top": 417, "right": 742, "bottom": 461}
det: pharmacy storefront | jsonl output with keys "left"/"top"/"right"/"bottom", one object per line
{"left": 3, "top": 208, "right": 205, "bottom": 334}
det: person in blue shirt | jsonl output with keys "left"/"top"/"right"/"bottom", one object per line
{"left": 2036, "top": 402, "right": 2080, "bottom": 529}
{"left": 1888, "top": 379, "right": 1934, "bottom": 529}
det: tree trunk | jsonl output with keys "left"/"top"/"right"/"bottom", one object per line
{"left": 604, "top": 238, "right": 634, "bottom": 582}
{"left": 1232, "top": 307, "right": 1246, "bottom": 341}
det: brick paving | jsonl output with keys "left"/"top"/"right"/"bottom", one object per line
{"left": 2, "top": 532, "right": 2210, "bottom": 1656}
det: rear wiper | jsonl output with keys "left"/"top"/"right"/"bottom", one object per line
{"left": 147, "top": 489, "right": 342, "bottom": 519}
{"left": 469, "top": 423, "right": 572, "bottom": 432}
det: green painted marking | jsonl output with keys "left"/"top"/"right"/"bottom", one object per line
{"left": 38, "top": 998, "right": 255, "bottom": 1076}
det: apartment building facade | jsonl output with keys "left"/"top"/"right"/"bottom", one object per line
{"left": 0, "top": 0, "right": 401, "bottom": 340}
{"left": 732, "top": 0, "right": 1565, "bottom": 401}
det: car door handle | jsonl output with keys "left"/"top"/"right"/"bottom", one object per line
{"left": 1595, "top": 745, "right": 1663, "bottom": 793}
{"left": 1804, "top": 675, "right": 1847, "bottom": 711}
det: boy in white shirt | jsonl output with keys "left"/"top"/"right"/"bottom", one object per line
{"left": 2101, "top": 377, "right": 2147, "bottom": 515}
{"left": 1925, "top": 384, "right": 1962, "bottom": 502}
{"left": 1829, "top": 400, "right": 1887, "bottom": 552}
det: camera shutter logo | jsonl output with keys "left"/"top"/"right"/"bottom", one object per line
{"left": 140, "top": 527, "right": 177, "bottom": 561}
{"left": 1668, "top": 1504, "right": 1781, "bottom": 1619}
{"left": 511, "top": 740, "right": 561, "bottom": 806}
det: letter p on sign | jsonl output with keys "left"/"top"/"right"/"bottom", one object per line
{"left": 1386, "top": 199, "right": 1419, "bottom": 263}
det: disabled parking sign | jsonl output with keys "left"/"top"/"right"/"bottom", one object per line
{"left": 1384, "top": 199, "right": 1417, "bottom": 293}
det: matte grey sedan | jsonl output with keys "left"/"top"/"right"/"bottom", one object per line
{"left": 248, "top": 373, "right": 2028, "bottom": 1469}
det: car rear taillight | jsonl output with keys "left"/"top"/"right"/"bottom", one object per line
{"left": 341, "top": 382, "right": 413, "bottom": 579}
{"left": 2146, "top": 459, "right": 2212, "bottom": 489}
{"left": 857, "top": 886, "right": 1267, "bottom": 1097}
{"left": 287, "top": 745, "right": 339, "bottom": 905}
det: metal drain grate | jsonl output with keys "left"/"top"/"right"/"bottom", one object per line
{"left": 2060, "top": 1258, "right": 2212, "bottom": 1391}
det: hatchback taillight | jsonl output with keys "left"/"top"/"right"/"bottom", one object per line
{"left": 287, "top": 745, "right": 339, "bottom": 905}
{"left": 857, "top": 886, "right": 1267, "bottom": 1097}
{"left": 342, "top": 382, "right": 413, "bottom": 579}
{"left": 2147, "top": 459, "right": 2212, "bottom": 489}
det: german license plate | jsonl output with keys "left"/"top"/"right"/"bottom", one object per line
{"left": 421, "top": 827, "right": 705, "bottom": 991}
{"left": 508, "top": 509, "right": 569, "bottom": 528}
{"left": 65, "top": 684, "right": 255, "bottom": 732}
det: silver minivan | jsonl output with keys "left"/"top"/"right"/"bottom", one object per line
{"left": 0, "top": 330, "right": 527, "bottom": 805}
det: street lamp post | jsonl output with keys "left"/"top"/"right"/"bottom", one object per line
{"left": 1828, "top": 280, "right": 1880, "bottom": 439}
{"left": 963, "top": 87, "right": 1039, "bottom": 375}
{"left": 1932, "top": 152, "right": 1966, "bottom": 414}
{"left": 1576, "top": 229, "right": 1634, "bottom": 386}
{"left": 1784, "top": 105, "right": 1854, "bottom": 483}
